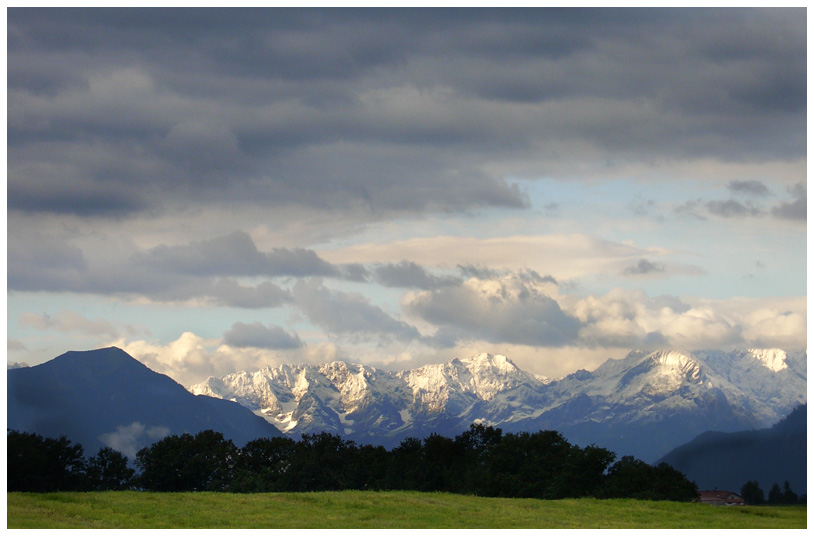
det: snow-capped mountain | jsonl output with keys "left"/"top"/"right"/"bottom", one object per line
{"left": 189, "top": 348, "right": 806, "bottom": 462}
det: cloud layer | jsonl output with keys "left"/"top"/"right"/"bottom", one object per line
{"left": 7, "top": 8, "right": 805, "bottom": 383}
{"left": 9, "top": 8, "right": 805, "bottom": 224}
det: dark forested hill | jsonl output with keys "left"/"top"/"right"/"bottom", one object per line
{"left": 7, "top": 347, "right": 281, "bottom": 456}
{"left": 656, "top": 405, "right": 806, "bottom": 494}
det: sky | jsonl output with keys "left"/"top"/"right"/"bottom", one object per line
{"left": 6, "top": 7, "right": 807, "bottom": 387}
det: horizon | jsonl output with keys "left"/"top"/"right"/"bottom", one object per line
{"left": 8, "top": 345, "right": 805, "bottom": 386}
{"left": 7, "top": 7, "right": 807, "bottom": 387}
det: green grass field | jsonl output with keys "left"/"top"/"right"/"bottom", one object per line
{"left": 7, "top": 491, "right": 806, "bottom": 529}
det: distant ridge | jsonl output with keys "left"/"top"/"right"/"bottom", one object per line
{"left": 657, "top": 404, "right": 807, "bottom": 494}
{"left": 7, "top": 347, "right": 282, "bottom": 457}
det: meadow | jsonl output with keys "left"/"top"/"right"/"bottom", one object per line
{"left": 7, "top": 490, "right": 806, "bottom": 529}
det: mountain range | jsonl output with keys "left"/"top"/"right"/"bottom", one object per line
{"left": 190, "top": 348, "right": 806, "bottom": 462}
{"left": 7, "top": 347, "right": 282, "bottom": 458}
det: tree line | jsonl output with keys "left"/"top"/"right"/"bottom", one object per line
{"left": 10, "top": 425, "right": 700, "bottom": 501}
{"left": 741, "top": 480, "right": 805, "bottom": 505}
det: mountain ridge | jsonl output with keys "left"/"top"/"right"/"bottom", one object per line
{"left": 190, "top": 348, "right": 806, "bottom": 462}
{"left": 657, "top": 404, "right": 807, "bottom": 494}
{"left": 7, "top": 347, "right": 283, "bottom": 458}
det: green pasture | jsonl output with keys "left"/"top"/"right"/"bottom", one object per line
{"left": 7, "top": 490, "right": 806, "bottom": 529}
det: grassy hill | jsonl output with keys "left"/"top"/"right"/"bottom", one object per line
{"left": 8, "top": 491, "right": 806, "bottom": 529}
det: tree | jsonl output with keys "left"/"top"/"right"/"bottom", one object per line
{"left": 782, "top": 481, "right": 799, "bottom": 504}
{"left": 602, "top": 456, "right": 655, "bottom": 499}
{"left": 136, "top": 430, "right": 238, "bottom": 491}
{"left": 386, "top": 437, "right": 424, "bottom": 490}
{"left": 419, "top": 433, "right": 460, "bottom": 492}
{"left": 7, "top": 430, "right": 86, "bottom": 491}
{"left": 767, "top": 482, "right": 784, "bottom": 504}
{"left": 741, "top": 480, "right": 765, "bottom": 505}
{"left": 518, "top": 430, "right": 578, "bottom": 499}
{"left": 86, "top": 447, "right": 135, "bottom": 490}
{"left": 288, "top": 432, "right": 357, "bottom": 491}
{"left": 740, "top": 480, "right": 765, "bottom": 505}
{"left": 649, "top": 463, "right": 699, "bottom": 502}
{"left": 454, "top": 424, "right": 504, "bottom": 495}
{"left": 601, "top": 456, "right": 698, "bottom": 501}
{"left": 558, "top": 444, "right": 616, "bottom": 498}
{"left": 230, "top": 436, "right": 297, "bottom": 492}
{"left": 349, "top": 444, "right": 390, "bottom": 491}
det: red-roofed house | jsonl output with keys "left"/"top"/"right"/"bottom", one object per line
{"left": 698, "top": 490, "right": 746, "bottom": 505}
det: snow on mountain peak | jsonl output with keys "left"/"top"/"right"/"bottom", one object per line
{"left": 187, "top": 348, "right": 805, "bottom": 461}
{"left": 397, "top": 353, "right": 533, "bottom": 411}
{"left": 747, "top": 348, "right": 788, "bottom": 372}
{"left": 651, "top": 350, "right": 703, "bottom": 382}
{"left": 612, "top": 350, "right": 705, "bottom": 397}
{"left": 460, "top": 352, "right": 517, "bottom": 374}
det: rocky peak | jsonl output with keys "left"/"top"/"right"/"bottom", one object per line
{"left": 747, "top": 348, "right": 788, "bottom": 372}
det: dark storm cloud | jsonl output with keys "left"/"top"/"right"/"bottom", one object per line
{"left": 223, "top": 322, "right": 303, "bottom": 349}
{"left": 7, "top": 8, "right": 806, "bottom": 220}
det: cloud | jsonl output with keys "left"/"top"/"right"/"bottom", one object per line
{"left": 19, "top": 310, "right": 124, "bottom": 338}
{"left": 6, "top": 9, "right": 806, "bottom": 382}
{"left": 8, "top": 9, "right": 805, "bottom": 224}
{"left": 98, "top": 422, "right": 171, "bottom": 459}
{"left": 223, "top": 322, "right": 303, "bottom": 350}
{"left": 771, "top": 182, "right": 806, "bottom": 221}
{"left": 7, "top": 227, "right": 88, "bottom": 292}
{"left": 7, "top": 340, "right": 27, "bottom": 352}
{"left": 320, "top": 234, "right": 663, "bottom": 280}
{"left": 405, "top": 273, "right": 806, "bottom": 353}
{"left": 706, "top": 199, "right": 762, "bottom": 218}
{"left": 404, "top": 272, "right": 580, "bottom": 347}
{"left": 8, "top": 228, "right": 295, "bottom": 308}
{"left": 622, "top": 259, "right": 665, "bottom": 276}
{"left": 292, "top": 278, "right": 423, "bottom": 344}
{"left": 564, "top": 290, "right": 806, "bottom": 351}
{"left": 117, "top": 331, "right": 341, "bottom": 386}
{"left": 135, "top": 231, "right": 340, "bottom": 278}
{"left": 727, "top": 179, "right": 770, "bottom": 196}
{"left": 373, "top": 261, "right": 461, "bottom": 290}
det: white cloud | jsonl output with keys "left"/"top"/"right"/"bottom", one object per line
{"left": 404, "top": 272, "right": 579, "bottom": 347}
{"left": 98, "top": 421, "right": 171, "bottom": 459}
{"left": 562, "top": 290, "right": 806, "bottom": 351}
{"left": 114, "top": 331, "right": 341, "bottom": 387}
{"left": 319, "top": 234, "right": 667, "bottom": 280}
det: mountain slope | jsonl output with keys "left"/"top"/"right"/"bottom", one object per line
{"left": 7, "top": 347, "right": 282, "bottom": 457}
{"left": 656, "top": 405, "right": 807, "bottom": 494}
{"left": 190, "top": 348, "right": 805, "bottom": 461}
{"left": 501, "top": 349, "right": 805, "bottom": 461}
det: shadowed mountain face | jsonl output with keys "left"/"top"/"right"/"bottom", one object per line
{"left": 656, "top": 405, "right": 807, "bottom": 494}
{"left": 7, "top": 347, "right": 282, "bottom": 457}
